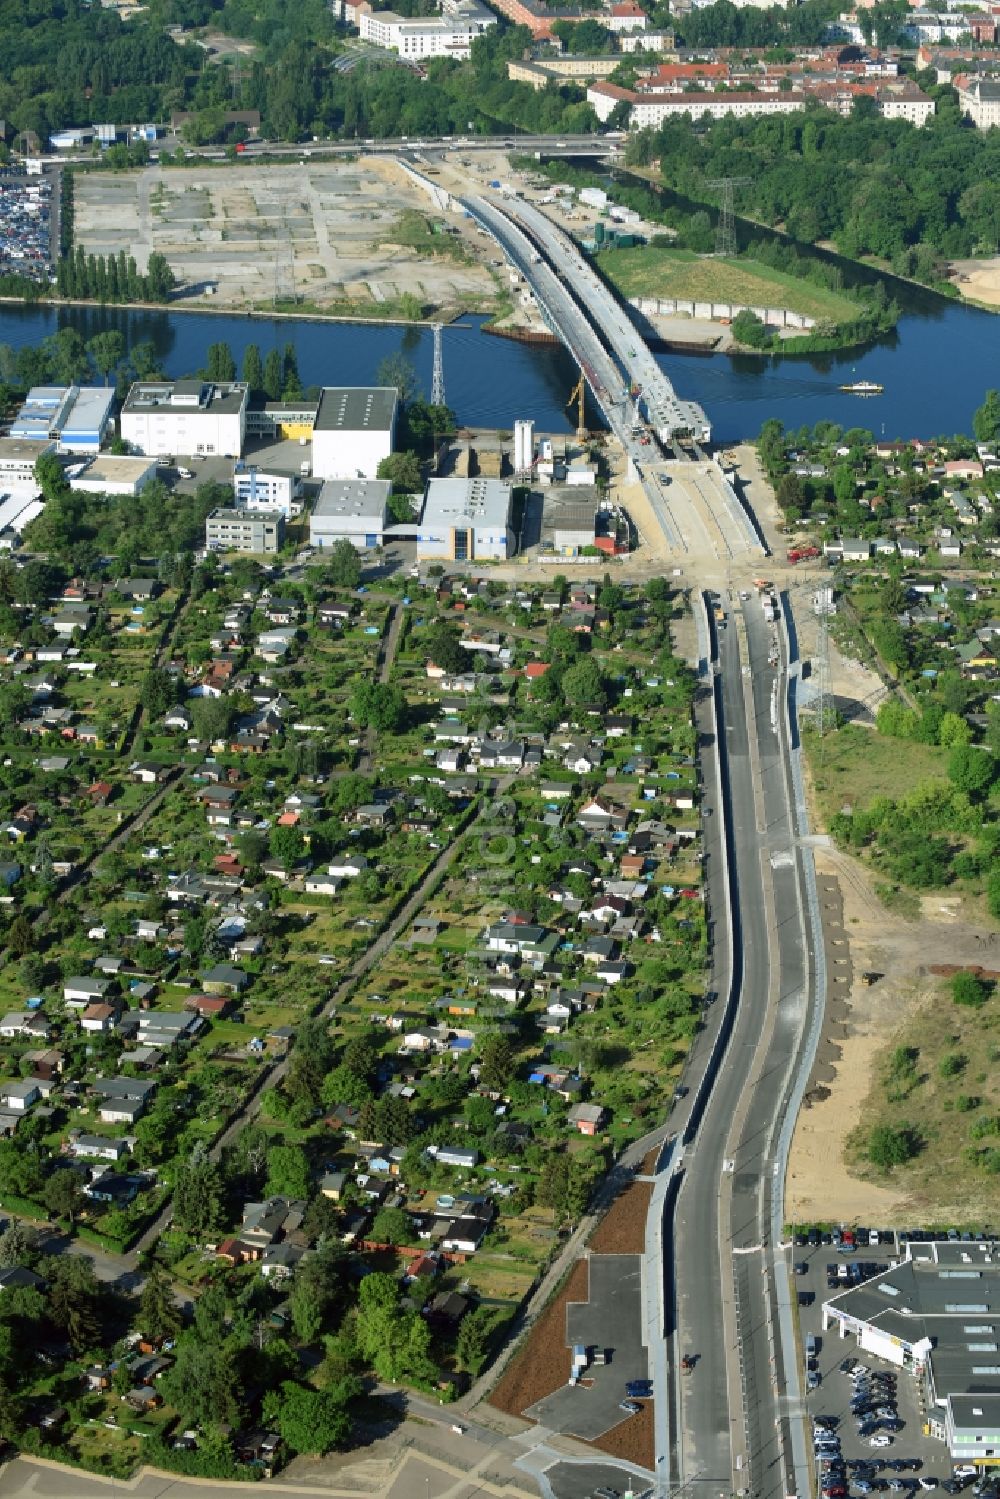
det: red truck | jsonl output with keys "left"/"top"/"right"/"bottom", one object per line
{"left": 787, "top": 545, "right": 820, "bottom": 564}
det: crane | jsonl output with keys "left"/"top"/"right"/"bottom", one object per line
{"left": 567, "top": 371, "right": 587, "bottom": 441}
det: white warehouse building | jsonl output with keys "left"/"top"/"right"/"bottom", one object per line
{"left": 310, "top": 478, "right": 391, "bottom": 550}
{"left": 121, "top": 379, "right": 248, "bottom": 459}
{"left": 311, "top": 387, "right": 398, "bottom": 481}
{"left": 10, "top": 385, "right": 115, "bottom": 455}
{"left": 417, "top": 477, "right": 513, "bottom": 563}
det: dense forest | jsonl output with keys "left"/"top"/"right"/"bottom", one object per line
{"left": 627, "top": 97, "right": 1000, "bottom": 277}
{"left": 0, "top": 0, "right": 596, "bottom": 147}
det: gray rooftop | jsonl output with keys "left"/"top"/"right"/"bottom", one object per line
{"left": 422, "top": 477, "right": 512, "bottom": 531}
{"left": 312, "top": 478, "right": 391, "bottom": 532}
{"left": 123, "top": 380, "right": 248, "bottom": 416}
{"left": 314, "top": 387, "right": 397, "bottom": 434}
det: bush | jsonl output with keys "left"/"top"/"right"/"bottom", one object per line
{"left": 952, "top": 971, "right": 990, "bottom": 1008}
{"left": 868, "top": 1123, "right": 920, "bottom": 1170}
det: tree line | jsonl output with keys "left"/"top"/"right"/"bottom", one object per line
{"left": 626, "top": 89, "right": 1000, "bottom": 283}
{"left": 55, "top": 247, "right": 175, "bottom": 304}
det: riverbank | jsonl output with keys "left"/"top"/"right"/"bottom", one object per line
{"left": 0, "top": 290, "right": 482, "bottom": 329}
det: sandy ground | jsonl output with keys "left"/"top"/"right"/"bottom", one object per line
{"left": 949, "top": 256, "right": 1000, "bottom": 307}
{"left": 785, "top": 831, "right": 999, "bottom": 1226}
{"left": 73, "top": 158, "right": 495, "bottom": 314}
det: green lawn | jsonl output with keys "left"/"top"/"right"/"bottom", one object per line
{"left": 596, "top": 244, "right": 860, "bottom": 325}
{"left": 806, "top": 723, "right": 949, "bottom": 825}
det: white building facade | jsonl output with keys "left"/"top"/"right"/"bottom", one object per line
{"left": 121, "top": 379, "right": 248, "bottom": 459}
{"left": 233, "top": 467, "right": 297, "bottom": 517}
{"left": 311, "top": 387, "right": 398, "bottom": 481}
{"left": 360, "top": 0, "right": 494, "bottom": 58}
{"left": 417, "top": 477, "right": 513, "bottom": 563}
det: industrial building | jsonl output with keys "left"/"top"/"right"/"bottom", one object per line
{"left": 244, "top": 399, "right": 319, "bottom": 442}
{"left": 823, "top": 1239, "right": 1000, "bottom": 1464}
{"left": 417, "top": 477, "right": 513, "bottom": 563}
{"left": 121, "top": 379, "right": 248, "bottom": 459}
{"left": 541, "top": 491, "right": 597, "bottom": 555}
{"left": 0, "top": 437, "right": 54, "bottom": 491}
{"left": 10, "top": 385, "right": 114, "bottom": 454}
{"left": 310, "top": 479, "right": 391, "bottom": 550}
{"left": 233, "top": 467, "right": 297, "bottom": 517}
{"left": 311, "top": 387, "right": 397, "bottom": 481}
{"left": 68, "top": 456, "right": 158, "bottom": 497}
{"left": 205, "top": 508, "right": 284, "bottom": 554}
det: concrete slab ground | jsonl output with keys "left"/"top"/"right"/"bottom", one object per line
{"left": 525, "top": 1253, "right": 645, "bottom": 1441}
{"left": 74, "top": 159, "right": 495, "bottom": 315}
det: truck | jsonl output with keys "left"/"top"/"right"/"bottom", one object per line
{"left": 787, "top": 544, "right": 820, "bottom": 564}
{"left": 713, "top": 604, "right": 726, "bottom": 624}
{"left": 762, "top": 593, "right": 778, "bottom": 623}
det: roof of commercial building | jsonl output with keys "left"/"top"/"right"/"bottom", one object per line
{"left": 207, "top": 507, "right": 284, "bottom": 524}
{"left": 70, "top": 456, "right": 156, "bottom": 483}
{"left": 825, "top": 1240, "right": 1000, "bottom": 1402}
{"left": 421, "top": 476, "right": 512, "bottom": 531}
{"left": 123, "top": 380, "right": 248, "bottom": 415}
{"left": 312, "top": 478, "right": 391, "bottom": 530}
{"left": 0, "top": 436, "right": 55, "bottom": 463}
{"left": 10, "top": 385, "right": 113, "bottom": 440}
{"left": 314, "top": 387, "right": 398, "bottom": 434}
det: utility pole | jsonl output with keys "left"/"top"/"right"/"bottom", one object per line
{"left": 431, "top": 322, "right": 445, "bottom": 408}
{"left": 705, "top": 177, "right": 751, "bottom": 258}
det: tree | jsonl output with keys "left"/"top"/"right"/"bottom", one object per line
{"left": 6, "top": 915, "right": 33, "bottom": 958}
{"left": 937, "top": 710, "right": 971, "bottom": 749}
{"left": 243, "top": 343, "right": 264, "bottom": 393}
{"left": 263, "top": 348, "right": 284, "bottom": 401}
{"left": 375, "top": 353, "right": 417, "bottom": 404}
{"left": 327, "top": 538, "right": 362, "bottom": 589}
{"left": 867, "top": 1124, "right": 919, "bottom": 1170}
{"left": 266, "top": 1143, "right": 311, "bottom": 1199}
{"left": 173, "top": 1143, "right": 226, "bottom": 1240}
{"left": 140, "top": 1264, "right": 182, "bottom": 1344}
{"left": 948, "top": 746, "right": 996, "bottom": 799}
{"left": 973, "top": 389, "right": 1000, "bottom": 444}
{"left": 388, "top": 492, "right": 416, "bottom": 523}
{"left": 87, "top": 330, "right": 125, "bottom": 385}
{"left": 145, "top": 252, "right": 175, "bottom": 302}
{"left": 263, "top": 1379, "right": 355, "bottom": 1454}
{"left": 140, "top": 668, "right": 177, "bottom": 719}
{"left": 0, "top": 1218, "right": 34, "bottom": 1269}
{"left": 423, "top": 621, "right": 465, "bottom": 674}
{"left": 455, "top": 1305, "right": 505, "bottom": 1374}
{"left": 285, "top": 1017, "right": 336, "bottom": 1108}
{"left": 269, "top": 823, "right": 307, "bottom": 868}
{"left": 349, "top": 681, "right": 408, "bottom": 733}
{"left": 953, "top": 970, "right": 990, "bottom": 1009}
{"left": 561, "top": 656, "right": 606, "bottom": 707}
{"left": 371, "top": 1206, "right": 412, "bottom": 1246}
{"left": 161, "top": 1335, "right": 240, "bottom": 1428}
{"left": 732, "top": 309, "right": 769, "bottom": 349}
{"left": 478, "top": 1032, "right": 514, "bottom": 1091}
{"left": 42, "top": 1169, "right": 82, "bottom": 1227}
{"left": 44, "top": 1254, "right": 102, "bottom": 1353}
{"left": 377, "top": 451, "right": 422, "bottom": 493}
{"left": 205, "top": 341, "right": 236, "bottom": 382}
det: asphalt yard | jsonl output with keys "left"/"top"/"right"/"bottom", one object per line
{"left": 526, "top": 1253, "right": 645, "bottom": 1441}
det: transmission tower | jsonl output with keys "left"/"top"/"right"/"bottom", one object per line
{"left": 706, "top": 176, "right": 751, "bottom": 258}
{"left": 431, "top": 323, "right": 445, "bottom": 408}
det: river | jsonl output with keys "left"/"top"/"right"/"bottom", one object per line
{"left": 0, "top": 292, "right": 995, "bottom": 444}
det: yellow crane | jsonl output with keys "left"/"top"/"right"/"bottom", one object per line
{"left": 567, "top": 372, "right": 587, "bottom": 441}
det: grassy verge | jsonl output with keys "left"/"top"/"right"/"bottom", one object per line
{"left": 805, "top": 723, "right": 948, "bottom": 827}
{"left": 596, "top": 244, "right": 860, "bottom": 325}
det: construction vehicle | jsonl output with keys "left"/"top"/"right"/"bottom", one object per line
{"left": 787, "top": 545, "right": 820, "bottom": 564}
{"left": 567, "top": 372, "right": 587, "bottom": 441}
{"left": 752, "top": 577, "right": 771, "bottom": 592}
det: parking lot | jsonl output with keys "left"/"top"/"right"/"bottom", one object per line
{"left": 792, "top": 1236, "right": 956, "bottom": 1498}
{"left": 0, "top": 167, "right": 54, "bottom": 278}
{"left": 525, "top": 1253, "right": 646, "bottom": 1441}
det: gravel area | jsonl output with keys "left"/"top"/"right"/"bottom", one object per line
{"left": 588, "top": 1182, "right": 652, "bottom": 1255}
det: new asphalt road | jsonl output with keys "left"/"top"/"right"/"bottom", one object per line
{"left": 671, "top": 593, "right": 818, "bottom": 1499}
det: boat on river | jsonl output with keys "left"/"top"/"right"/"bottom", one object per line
{"left": 838, "top": 379, "right": 884, "bottom": 395}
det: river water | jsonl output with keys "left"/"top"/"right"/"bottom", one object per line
{"left": 0, "top": 291, "right": 995, "bottom": 444}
